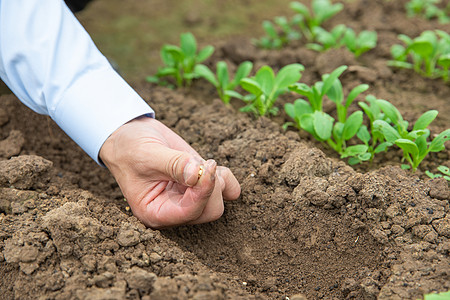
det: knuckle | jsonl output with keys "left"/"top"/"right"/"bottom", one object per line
{"left": 166, "top": 153, "right": 185, "bottom": 181}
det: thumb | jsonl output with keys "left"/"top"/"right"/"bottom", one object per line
{"left": 149, "top": 144, "right": 204, "bottom": 186}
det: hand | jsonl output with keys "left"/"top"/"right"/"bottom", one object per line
{"left": 99, "top": 116, "right": 240, "bottom": 229}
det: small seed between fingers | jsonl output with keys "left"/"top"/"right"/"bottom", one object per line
{"left": 198, "top": 165, "right": 205, "bottom": 179}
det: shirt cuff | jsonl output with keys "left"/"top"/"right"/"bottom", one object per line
{"left": 51, "top": 66, "right": 154, "bottom": 165}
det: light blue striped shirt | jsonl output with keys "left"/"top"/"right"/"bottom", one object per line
{"left": 0, "top": 0, "right": 154, "bottom": 164}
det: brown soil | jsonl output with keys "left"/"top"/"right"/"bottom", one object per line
{"left": 1, "top": 0, "right": 449, "bottom": 299}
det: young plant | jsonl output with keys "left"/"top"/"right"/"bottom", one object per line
{"left": 389, "top": 30, "right": 450, "bottom": 81}
{"left": 255, "top": 16, "right": 302, "bottom": 49}
{"left": 287, "top": 65, "right": 348, "bottom": 116}
{"left": 374, "top": 100, "right": 450, "bottom": 171}
{"left": 426, "top": 165, "right": 450, "bottom": 181}
{"left": 239, "top": 63, "right": 304, "bottom": 117}
{"left": 146, "top": 32, "right": 214, "bottom": 87}
{"left": 286, "top": 65, "right": 370, "bottom": 160}
{"left": 194, "top": 61, "right": 253, "bottom": 105}
{"left": 290, "top": 0, "right": 343, "bottom": 42}
{"left": 342, "top": 28, "right": 378, "bottom": 57}
{"left": 351, "top": 95, "right": 390, "bottom": 164}
{"left": 406, "top": 0, "right": 450, "bottom": 24}
{"left": 306, "top": 24, "right": 347, "bottom": 52}
{"left": 322, "top": 70, "right": 369, "bottom": 154}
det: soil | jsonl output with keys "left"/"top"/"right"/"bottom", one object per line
{"left": 1, "top": 0, "right": 449, "bottom": 299}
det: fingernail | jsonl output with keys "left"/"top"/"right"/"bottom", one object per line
{"left": 184, "top": 160, "right": 200, "bottom": 187}
{"left": 206, "top": 159, "right": 217, "bottom": 181}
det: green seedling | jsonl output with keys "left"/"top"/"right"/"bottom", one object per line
{"left": 146, "top": 32, "right": 214, "bottom": 87}
{"left": 286, "top": 65, "right": 369, "bottom": 159}
{"left": 374, "top": 100, "right": 450, "bottom": 171}
{"left": 287, "top": 65, "right": 348, "bottom": 114}
{"left": 426, "top": 165, "right": 450, "bottom": 181}
{"left": 290, "top": 0, "right": 343, "bottom": 42}
{"left": 342, "top": 28, "right": 378, "bottom": 57}
{"left": 389, "top": 30, "right": 450, "bottom": 81}
{"left": 195, "top": 61, "right": 253, "bottom": 105}
{"left": 307, "top": 24, "right": 347, "bottom": 52}
{"left": 406, "top": 0, "right": 450, "bottom": 24}
{"left": 240, "top": 63, "right": 304, "bottom": 117}
{"left": 351, "top": 95, "right": 390, "bottom": 164}
{"left": 255, "top": 16, "right": 302, "bottom": 49}
{"left": 326, "top": 73, "right": 370, "bottom": 124}
{"left": 307, "top": 26, "right": 377, "bottom": 57}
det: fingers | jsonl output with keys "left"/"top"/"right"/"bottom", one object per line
{"left": 188, "top": 176, "right": 224, "bottom": 225}
{"left": 148, "top": 159, "right": 218, "bottom": 228}
{"left": 187, "top": 166, "right": 240, "bottom": 225}
{"left": 147, "top": 143, "right": 204, "bottom": 187}
{"left": 217, "top": 166, "right": 241, "bottom": 200}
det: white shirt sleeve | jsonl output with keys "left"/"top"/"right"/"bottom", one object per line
{"left": 0, "top": 0, "right": 155, "bottom": 164}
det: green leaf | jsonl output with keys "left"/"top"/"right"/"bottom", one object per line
{"left": 274, "top": 63, "right": 304, "bottom": 89}
{"left": 255, "top": 66, "right": 275, "bottom": 96}
{"left": 285, "top": 103, "right": 296, "bottom": 119}
{"left": 401, "top": 164, "right": 411, "bottom": 170}
{"left": 409, "top": 31, "right": 436, "bottom": 57}
{"left": 398, "top": 34, "right": 413, "bottom": 46}
{"left": 388, "top": 61, "right": 414, "bottom": 69}
{"left": 231, "top": 61, "right": 253, "bottom": 88}
{"left": 326, "top": 79, "right": 344, "bottom": 104}
{"left": 407, "top": 129, "right": 429, "bottom": 140}
{"left": 156, "top": 67, "right": 178, "bottom": 77}
{"left": 180, "top": 32, "right": 197, "bottom": 58}
{"left": 224, "top": 90, "right": 243, "bottom": 100}
{"left": 346, "top": 84, "right": 370, "bottom": 108}
{"left": 358, "top": 30, "right": 377, "bottom": 49}
{"left": 437, "top": 54, "right": 450, "bottom": 69}
{"left": 343, "top": 111, "right": 363, "bottom": 140}
{"left": 375, "top": 142, "right": 392, "bottom": 153}
{"left": 313, "top": 111, "right": 334, "bottom": 141}
{"left": 413, "top": 110, "right": 438, "bottom": 130}
{"left": 358, "top": 102, "right": 373, "bottom": 122}
{"left": 262, "top": 20, "right": 278, "bottom": 39}
{"left": 425, "top": 170, "right": 440, "bottom": 179}
{"left": 216, "top": 61, "right": 229, "bottom": 89}
{"left": 396, "top": 139, "right": 419, "bottom": 160}
{"left": 196, "top": 45, "right": 214, "bottom": 63}
{"left": 290, "top": 1, "right": 310, "bottom": 18}
{"left": 314, "top": 0, "right": 343, "bottom": 24}
{"left": 194, "top": 64, "right": 218, "bottom": 87}
{"left": 343, "top": 27, "right": 356, "bottom": 50}
{"left": 163, "top": 45, "right": 183, "bottom": 63}
{"left": 359, "top": 152, "right": 372, "bottom": 161}
{"left": 294, "top": 99, "right": 313, "bottom": 116}
{"left": 391, "top": 44, "right": 407, "bottom": 61}
{"left": 145, "top": 75, "right": 160, "bottom": 83}
{"left": 348, "top": 157, "right": 361, "bottom": 165}
{"left": 416, "top": 135, "right": 428, "bottom": 156}
{"left": 341, "top": 144, "right": 368, "bottom": 158}
{"left": 429, "top": 129, "right": 450, "bottom": 152}
{"left": 437, "top": 165, "right": 450, "bottom": 176}
{"left": 240, "top": 78, "right": 263, "bottom": 96}
{"left": 376, "top": 99, "right": 403, "bottom": 126}
{"left": 299, "top": 114, "right": 315, "bottom": 136}
{"left": 357, "top": 125, "right": 371, "bottom": 144}
{"left": 374, "top": 120, "right": 401, "bottom": 142}
{"left": 289, "top": 83, "right": 313, "bottom": 98}
{"left": 306, "top": 43, "right": 325, "bottom": 52}
{"left": 321, "top": 65, "right": 348, "bottom": 97}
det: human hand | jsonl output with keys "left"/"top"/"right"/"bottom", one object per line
{"left": 99, "top": 116, "right": 240, "bottom": 228}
